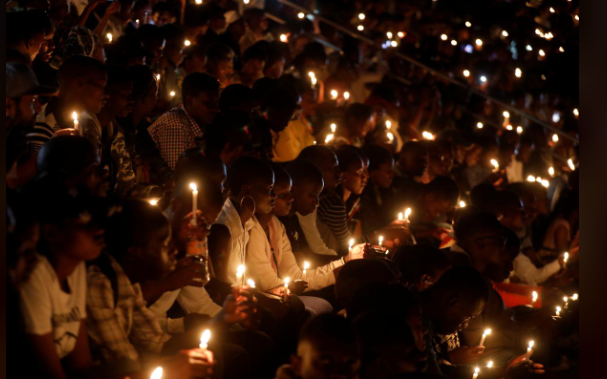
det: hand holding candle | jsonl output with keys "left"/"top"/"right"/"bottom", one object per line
{"left": 283, "top": 277, "right": 291, "bottom": 302}
{"left": 236, "top": 264, "right": 246, "bottom": 288}
{"left": 189, "top": 183, "right": 198, "bottom": 226}
{"left": 526, "top": 340, "right": 534, "bottom": 361}
{"left": 72, "top": 111, "right": 79, "bottom": 131}
{"left": 472, "top": 367, "right": 480, "bottom": 379}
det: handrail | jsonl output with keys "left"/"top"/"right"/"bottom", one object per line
{"left": 273, "top": 0, "right": 578, "bottom": 143}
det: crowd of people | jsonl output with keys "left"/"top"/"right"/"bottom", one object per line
{"left": 6, "top": 0, "right": 579, "bottom": 378}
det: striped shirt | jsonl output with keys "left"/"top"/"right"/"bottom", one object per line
{"left": 317, "top": 188, "right": 351, "bottom": 256}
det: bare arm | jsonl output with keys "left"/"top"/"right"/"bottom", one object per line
{"left": 93, "top": 2, "right": 121, "bottom": 37}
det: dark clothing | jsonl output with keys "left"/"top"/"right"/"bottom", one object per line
{"left": 358, "top": 183, "right": 397, "bottom": 240}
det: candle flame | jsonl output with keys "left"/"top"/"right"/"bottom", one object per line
{"left": 398, "top": 212, "right": 403, "bottom": 220}
{"left": 475, "top": 39, "right": 483, "bottom": 46}
{"left": 190, "top": 183, "right": 197, "bottom": 191}
{"left": 463, "top": 69, "right": 471, "bottom": 77}
{"left": 465, "top": 21, "right": 472, "bottom": 27}
{"left": 451, "top": 40, "right": 457, "bottom": 46}
{"left": 199, "top": 329, "right": 211, "bottom": 349}
{"left": 330, "top": 90, "right": 339, "bottom": 100}
{"left": 502, "top": 111, "right": 510, "bottom": 118}
{"left": 387, "top": 32, "right": 393, "bottom": 39}
{"left": 330, "top": 123, "right": 337, "bottom": 133}
{"left": 532, "top": 291, "right": 538, "bottom": 302}
{"left": 298, "top": 12, "right": 305, "bottom": 19}
{"left": 280, "top": 34, "right": 288, "bottom": 43}
{"left": 349, "top": 238, "right": 355, "bottom": 248}
{"left": 515, "top": 68, "right": 522, "bottom": 78}
{"left": 385, "top": 120, "right": 392, "bottom": 129}
{"left": 284, "top": 277, "right": 290, "bottom": 286}
{"left": 487, "top": 361, "right": 493, "bottom": 368}
{"left": 343, "top": 91, "right": 350, "bottom": 100}
{"left": 477, "top": 122, "right": 484, "bottom": 129}
{"left": 490, "top": 159, "right": 499, "bottom": 170}
{"left": 325, "top": 134, "right": 334, "bottom": 144}
{"left": 149, "top": 199, "right": 159, "bottom": 206}
{"left": 480, "top": 75, "right": 487, "bottom": 83}
{"left": 357, "top": 25, "right": 364, "bottom": 31}
{"left": 404, "top": 208, "right": 412, "bottom": 219}
{"left": 440, "top": 34, "right": 448, "bottom": 41}
{"left": 156, "top": 73, "right": 161, "bottom": 81}
{"left": 303, "top": 261, "right": 310, "bottom": 270}
{"left": 483, "top": 328, "right": 492, "bottom": 336}
{"left": 571, "top": 293, "right": 578, "bottom": 301}
{"left": 502, "top": 30, "right": 509, "bottom": 37}
{"left": 563, "top": 252, "right": 569, "bottom": 262}
{"left": 151, "top": 367, "right": 163, "bottom": 379}
{"left": 567, "top": 158, "right": 575, "bottom": 171}
{"left": 573, "top": 108, "right": 579, "bottom": 117}
{"left": 387, "top": 132, "right": 394, "bottom": 142}
{"left": 552, "top": 134, "right": 559, "bottom": 143}
{"left": 529, "top": 340, "right": 534, "bottom": 348}
{"left": 563, "top": 296, "right": 568, "bottom": 303}
{"left": 398, "top": 31, "right": 405, "bottom": 38}
{"left": 556, "top": 306, "right": 561, "bottom": 312}
{"left": 170, "top": 91, "right": 176, "bottom": 97}
{"left": 358, "top": 13, "right": 365, "bottom": 20}
{"left": 184, "top": 39, "right": 191, "bottom": 47}
{"left": 106, "top": 33, "right": 113, "bottom": 43}
{"left": 516, "top": 126, "right": 523, "bottom": 134}
{"left": 195, "top": 0, "right": 202, "bottom": 4}
{"left": 526, "top": 175, "right": 536, "bottom": 182}
{"left": 422, "top": 131, "right": 435, "bottom": 140}
{"left": 474, "top": 367, "right": 480, "bottom": 374}
{"left": 459, "top": 200, "right": 466, "bottom": 208}
{"left": 247, "top": 279, "right": 256, "bottom": 288}
{"left": 236, "top": 264, "right": 245, "bottom": 277}
{"left": 378, "top": 235, "right": 384, "bottom": 245}
{"left": 506, "top": 124, "right": 513, "bottom": 131}
{"left": 390, "top": 40, "right": 398, "bottom": 48}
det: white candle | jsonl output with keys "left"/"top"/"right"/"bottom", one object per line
{"left": 348, "top": 238, "right": 355, "bottom": 260}
{"left": 479, "top": 328, "right": 491, "bottom": 347}
{"left": 151, "top": 367, "right": 163, "bottom": 379}
{"left": 283, "top": 277, "right": 290, "bottom": 302}
{"left": 404, "top": 208, "right": 412, "bottom": 221}
{"left": 472, "top": 367, "right": 480, "bottom": 379}
{"left": 563, "top": 252, "right": 569, "bottom": 268}
{"left": 302, "top": 261, "right": 310, "bottom": 281}
{"left": 531, "top": 291, "right": 538, "bottom": 304}
{"left": 190, "top": 183, "right": 198, "bottom": 226}
{"left": 490, "top": 159, "right": 499, "bottom": 172}
{"left": 236, "top": 265, "right": 245, "bottom": 287}
{"left": 199, "top": 329, "right": 211, "bottom": 349}
{"left": 72, "top": 111, "right": 79, "bottom": 131}
{"left": 378, "top": 235, "right": 384, "bottom": 247}
{"left": 526, "top": 340, "right": 534, "bottom": 360}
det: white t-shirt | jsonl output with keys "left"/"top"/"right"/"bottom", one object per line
{"left": 20, "top": 255, "right": 87, "bottom": 359}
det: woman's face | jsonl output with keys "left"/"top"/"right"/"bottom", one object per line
{"left": 342, "top": 158, "right": 366, "bottom": 195}
{"left": 272, "top": 180, "right": 294, "bottom": 217}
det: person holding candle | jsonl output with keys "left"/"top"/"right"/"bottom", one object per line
{"left": 148, "top": 72, "right": 220, "bottom": 169}
{"left": 392, "top": 245, "right": 452, "bottom": 292}
{"left": 393, "top": 141, "right": 429, "bottom": 207}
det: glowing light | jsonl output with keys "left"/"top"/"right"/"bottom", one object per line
{"left": 349, "top": 239, "right": 355, "bottom": 249}
{"left": 532, "top": 291, "right": 538, "bottom": 303}
{"left": 385, "top": 120, "right": 392, "bottom": 129}
{"left": 487, "top": 361, "right": 494, "bottom": 368}
{"left": 390, "top": 40, "right": 398, "bottom": 47}
{"left": 151, "top": 367, "right": 163, "bottom": 379}
{"left": 330, "top": 89, "right": 339, "bottom": 100}
{"left": 247, "top": 279, "right": 256, "bottom": 288}
{"left": 170, "top": 91, "right": 176, "bottom": 97}
{"left": 397, "top": 32, "right": 405, "bottom": 38}
{"left": 480, "top": 75, "right": 487, "bottom": 83}
{"left": 459, "top": 200, "right": 466, "bottom": 208}
{"left": 358, "top": 13, "right": 365, "bottom": 20}
{"left": 199, "top": 329, "right": 211, "bottom": 349}
{"left": 516, "top": 126, "right": 523, "bottom": 134}
{"left": 475, "top": 38, "right": 483, "bottom": 47}
{"left": 184, "top": 39, "right": 191, "bottom": 47}
{"left": 571, "top": 293, "right": 578, "bottom": 301}
{"left": 303, "top": 261, "right": 310, "bottom": 270}
{"left": 464, "top": 44, "right": 474, "bottom": 53}
{"left": 243, "top": 0, "right": 249, "bottom": 3}
{"left": 330, "top": 123, "right": 337, "bottom": 133}
{"left": 398, "top": 212, "right": 403, "bottom": 221}
{"left": 106, "top": 33, "right": 113, "bottom": 43}
{"left": 550, "top": 7, "right": 555, "bottom": 13}
{"left": 506, "top": 124, "right": 513, "bottom": 131}
{"left": 343, "top": 91, "right": 350, "bottom": 100}
{"left": 357, "top": 25, "right": 364, "bottom": 31}
{"left": 473, "top": 367, "right": 480, "bottom": 379}
{"left": 573, "top": 108, "right": 579, "bottom": 117}
{"left": 298, "top": 12, "right": 305, "bottom": 19}
{"left": 387, "top": 132, "right": 394, "bottom": 142}
{"left": 280, "top": 34, "right": 288, "bottom": 43}
{"left": 72, "top": 111, "right": 79, "bottom": 130}
{"left": 567, "top": 158, "right": 575, "bottom": 170}
{"left": 539, "top": 49, "right": 546, "bottom": 57}
{"left": 195, "top": 0, "right": 202, "bottom": 4}
{"left": 541, "top": 74, "right": 546, "bottom": 81}
{"left": 503, "top": 111, "right": 510, "bottom": 119}
{"left": 463, "top": 69, "right": 471, "bottom": 77}
{"left": 156, "top": 73, "right": 160, "bottom": 81}
{"left": 378, "top": 235, "right": 384, "bottom": 246}
{"left": 465, "top": 21, "right": 472, "bottom": 27}
{"left": 325, "top": 134, "right": 334, "bottom": 144}
{"left": 422, "top": 131, "right": 435, "bottom": 140}
{"left": 526, "top": 45, "right": 533, "bottom": 51}
{"left": 535, "top": 28, "right": 544, "bottom": 37}
{"left": 440, "top": 34, "right": 448, "bottom": 41}
{"left": 502, "top": 30, "right": 509, "bottom": 37}
{"left": 541, "top": 179, "right": 549, "bottom": 188}
{"left": 490, "top": 159, "right": 499, "bottom": 171}
{"left": 149, "top": 199, "right": 159, "bottom": 206}
{"left": 559, "top": 46, "right": 565, "bottom": 53}
{"left": 387, "top": 31, "right": 393, "bottom": 39}
{"left": 451, "top": 40, "right": 458, "bottom": 46}
{"left": 236, "top": 264, "right": 245, "bottom": 278}
{"left": 552, "top": 134, "right": 559, "bottom": 143}
{"left": 548, "top": 167, "right": 555, "bottom": 176}
{"left": 477, "top": 122, "right": 484, "bottom": 129}
{"left": 515, "top": 68, "right": 522, "bottom": 78}
{"left": 404, "top": 208, "right": 412, "bottom": 219}
{"left": 527, "top": 175, "right": 536, "bottom": 182}
{"left": 575, "top": 15, "right": 579, "bottom": 21}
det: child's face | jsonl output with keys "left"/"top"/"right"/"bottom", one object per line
{"left": 272, "top": 180, "right": 294, "bottom": 217}
{"left": 294, "top": 340, "right": 360, "bottom": 379}
{"left": 248, "top": 176, "right": 276, "bottom": 215}
{"left": 370, "top": 160, "right": 395, "bottom": 189}
{"left": 342, "top": 158, "right": 366, "bottom": 195}
{"left": 292, "top": 180, "right": 323, "bottom": 216}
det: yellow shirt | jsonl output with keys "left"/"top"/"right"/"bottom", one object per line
{"left": 272, "top": 117, "right": 315, "bottom": 162}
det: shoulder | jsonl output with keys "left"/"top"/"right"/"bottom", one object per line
{"left": 23, "top": 254, "right": 55, "bottom": 288}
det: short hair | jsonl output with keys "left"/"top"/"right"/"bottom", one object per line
{"left": 206, "top": 42, "right": 235, "bottom": 63}
{"left": 392, "top": 245, "right": 451, "bottom": 286}
{"left": 219, "top": 84, "right": 254, "bottom": 112}
{"left": 105, "top": 65, "right": 132, "bottom": 89}
{"left": 182, "top": 72, "right": 219, "bottom": 101}
{"left": 470, "top": 183, "right": 498, "bottom": 212}
{"left": 226, "top": 156, "right": 274, "bottom": 195}
{"left": 336, "top": 145, "right": 363, "bottom": 172}
{"left": 429, "top": 266, "right": 489, "bottom": 306}
{"left": 62, "top": 26, "right": 98, "bottom": 60}
{"left": 243, "top": 41, "right": 268, "bottom": 63}
{"left": 423, "top": 176, "right": 459, "bottom": 202}
{"left": 299, "top": 313, "right": 356, "bottom": 348}
{"left": 297, "top": 145, "right": 336, "bottom": 170}
{"left": 454, "top": 211, "right": 504, "bottom": 245}
{"left": 362, "top": 144, "right": 393, "bottom": 172}
{"left": 286, "top": 160, "right": 323, "bottom": 187}
{"left": 36, "top": 135, "right": 97, "bottom": 177}
{"left": 174, "top": 148, "right": 225, "bottom": 188}
{"left": 335, "top": 259, "right": 398, "bottom": 308}
{"left": 269, "top": 162, "right": 291, "bottom": 187}
{"left": 345, "top": 103, "right": 373, "bottom": 123}
{"left": 57, "top": 55, "right": 106, "bottom": 86}
{"left": 127, "top": 65, "right": 156, "bottom": 101}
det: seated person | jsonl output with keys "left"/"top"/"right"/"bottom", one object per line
{"left": 393, "top": 141, "right": 428, "bottom": 207}
{"left": 392, "top": 245, "right": 452, "bottom": 292}
{"left": 274, "top": 314, "right": 360, "bottom": 379}
{"left": 205, "top": 42, "right": 235, "bottom": 89}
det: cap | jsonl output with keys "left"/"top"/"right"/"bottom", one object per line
{"left": 6, "top": 62, "right": 57, "bottom": 99}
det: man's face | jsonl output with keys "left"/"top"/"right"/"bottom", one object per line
{"left": 294, "top": 340, "right": 360, "bottom": 379}
{"left": 208, "top": 59, "right": 234, "bottom": 83}
{"left": 437, "top": 297, "right": 485, "bottom": 335}
{"left": 471, "top": 231, "right": 507, "bottom": 266}
{"left": 27, "top": 32, "right": 46, "bottom": 61}
{"left": 273, "top": 180, "right": 294, "bottom": 217}
{"left": 188, "top": 90, "right": 219, "bottom": 126}
{"left": 8, "top": 95, "right": 38, "bottom": 126}
{"left": 248, "top": 175, "right": 276, "bottom": 215}
{"left": 319, "top": 155, "right": 342, "bottom": 190}
{"left": 292, "top": 180, "right": 323, "bottom": 216}
{"left": 144, "top": 224, "right": 176, "bottom": 279}
{"left": 80, "top": 71, "right": 108, "bottom": 114}
{"left": 54, "top": 219, "right": 105, "bottom": 262}
{"left": 38, "top": 33, "right": 55, "bottom": 62}
{"left": 370, "top": 160, "right": 395, "bottom": 189}
{"left": 241, "top": 59, "right": 265, "bottom": 81}
{"left": 342, "top": 158, "right": 366, "bottom": 196}
{"left": 106, "top": 82, "right": 134, "bottom": 118}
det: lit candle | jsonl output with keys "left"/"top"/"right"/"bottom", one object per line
{"left": 106, "top": 33, "right": 113, "bottom": 43}
{"left": 531, "top": 290, "right": 538, "bottom": 304}
{"left": 151, "top": 366, "right": 163, "bottom": 379}
{"left": 136, "top": 19, "right": 140, "bottom": 27}
{"left": 539, "top": 49, "right": 546, "bottom": 57}
{"left": 563, "top": 252, "right": 569, "bottom": 268}
{"left": 343, "top": 91, "right": 350, "bottom": 101}
{"left": 573, "top": 108, "right": 579, "bottom": 117}
{"left": 348, "top": 238, "right": 355, "bottom": 260}
{"left": 298, "top": 12, "right": 305, "bottom": 19}
{"left": 243, "top": 0, "right": 249, "bottom": 3}
{"left": 385, "top": 120, "right": 392, "bottom": 129}
{"left": 358, "top": 13, "right": 365, "bottom": 20}
{"left": 465, "top": 21, "right": 472, "bottom": 27}
{"left": 246, "top": 279, "right": 256, "bottom": 288}
{"left": 236, "top": 264, "right": 246, "bottom": 287}
{"left": 302, "top": 261, "right": 310, "bottom": 281}
{"left": 571, "top": 293, "right": 578, "bottom": 301}
{"left": 475, "top": 39, "right": 483, "bottom": 47}
{"left": 555, "top": 306, "right": 561, "bottom": 317}
{"left": 459, "top": 200, "right": 466, "bottom": 208}
{"left": 398, "top": 212, "right": 403, "bottom": 221}
{"left": 526, "top": 341, "right": 534, "bottom": 360}
{"left": 463, "top": 69, "right": 471, "bottom": 77}
{"left": 190, "top": 183, "right": 198, "bottom": 226}
{"left": 480, "top": 75, "right": 487, "bottom": 83}
{"left": 149, "top": 199, "right": 159, "bottom": 206}
{"left": 451, "top": 40, "right": 457, "bottom": 46}
{"left": 487, "top": 361, "right": 493, "bottom": 368}
{"left": 378, "top": 235, "right": 384, "bottom": 247}
{"left": 502, "top": 30, "right": 509, "bottom": 37}
{"left": 387, "top": 132, "right": 394, "bottom": 142}
{"left": 195, "top": 0, "right": 202, "bottom": 4}
{"left": 479, "top": 328, "right": 491, "bottom": 347}
{"left": 422, "top": 131, "right": 435, "bottom": 140}
{"left": 387, "top": 31, "right": 393, "bottom": 39}
{"left": 563, "top": 296, "right": 569, "bottom": 309}
{"left": 156, "top": 73, "right": 161, "bottom": 82}
{"left": 357, "top": 25, "right": 364, "bottom": 31}
{"left": 527, "top": 175, "right": 536, "bottom": 182}
{"left": 472, "top": 367, "right": 480, "bottom": 379}
{"left": 404, "top": 207, "right": 412, "bottom": 221}
{"left": 516, "top": 126, "right": 523, "bottom": 134}
{"left": 280, "top": 34, "right": 288, "bottom": 43}
{"left": 184, "top": 39, "right": 191, "bottom": 47}
{"left": 325, "top": 134, "right": 334, "bottom": 144}
{"left": 440, "top": 34, "right": 448, "bottom": 41}
{"left": 330, "top": 90, "right": 339, "bottom": 100}
{"left": 398, "top": 31, "right": 405, "bottom": 38}
{"left": 390, "top": 41, "right": 398, "bottom": 48}
{"left": 490, "top": 159, "right": 499, "bottom": 172}
{"left": 506, "top": 124, "right": 513, "bottom": 131}
{"left": 567, "top": 158, "right": 575, "bottom": 171}
{"left": 330, "top": 123, "right": 337, "bottom": 133}
{"left": 170, "top": 91, "right": 176, "bottom": 98}
{"left": 72, "top": 111, "right": 79, "bottom": 131}
{"left": 283, "top": 277, "right": 290, "bottom": 302}
{"left": 552, "top": 134, "right": 559, "bottom": 143}
{"left": 515, "top": 68, "right": 522, "bottom": 78}
{"left": 477, "top": 122, "right": 484, "bottom": 129}
{"left": 540, "top": 179, "right": 549, "bottom": 188}
{"left": 199, "top": 329, "right": 211, "bottom": 349}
